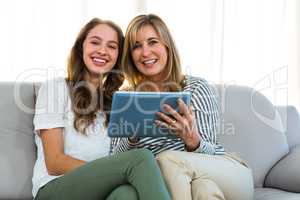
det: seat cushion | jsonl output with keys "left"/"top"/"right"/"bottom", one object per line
{"left": 254, "top": 187, "right": 300, "bottom": 200}
{"left": 215, "top": 85, "right": 289, "bottom": 187}
{"left": 0, "top": 82, "right": 36, "bottom": 199}
{"left": 265, "top": 145, "right": 300, "bottom": 192}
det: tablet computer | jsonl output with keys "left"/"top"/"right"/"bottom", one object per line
{"left": 108, "top": 91, "right": 191, "bottom": 137}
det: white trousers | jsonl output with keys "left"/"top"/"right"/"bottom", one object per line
{"left": 156, "top": 151, "right": 254, "bottom": 200}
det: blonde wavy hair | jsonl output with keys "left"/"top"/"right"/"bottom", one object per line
{"left": 67, "top": 18, "right": 124, "bottom": 134}
{"left": 122, "top": 14, "right": 183, "bottom": 92}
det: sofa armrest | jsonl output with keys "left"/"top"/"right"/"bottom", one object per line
{"left": 265, "top": 145, "right": 300, "bottom": 192}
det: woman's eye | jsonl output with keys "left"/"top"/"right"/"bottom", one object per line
{"left": 149, "top": 40, "right": 158, "bottom": 45}
{"left": 90, "top": 41, "right": 99, "bottom": 45}
{"left": 132, "top": 43, "right": 141, "bottom": 50}
{"left": 108, "top": 45, "right": 118, "bottom": 50}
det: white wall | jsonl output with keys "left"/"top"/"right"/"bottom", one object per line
{"left": 0, "top": 0, "right": 298, "bottom": 109}
{"left": 288, "top": 0, "right": 300, "bottom": 110}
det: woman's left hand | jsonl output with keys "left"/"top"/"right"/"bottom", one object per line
{"left": 155, "top": 98, "right": 201, "bottom": 151}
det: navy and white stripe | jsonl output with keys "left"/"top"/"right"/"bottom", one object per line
{"left": 110, "top": 76, "right": 225, "bottom": 156}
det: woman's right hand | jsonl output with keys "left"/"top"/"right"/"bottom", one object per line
{"left": 155, "top": 99, "right": 201, "bottom": 151}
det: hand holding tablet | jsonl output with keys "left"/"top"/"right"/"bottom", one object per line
{"left": 108, "top": 91, "right": 191, "bottom": 137}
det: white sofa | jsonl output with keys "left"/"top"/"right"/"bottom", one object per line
{"left": 0, "top": 82, "right": 299, "bottom": 199}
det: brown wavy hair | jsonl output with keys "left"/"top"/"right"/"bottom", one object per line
{"left": 122, "top": 14, "right": 182, "bottom": 92}
{"left": 67, "top": 18, "right": 124, "bottom": 134}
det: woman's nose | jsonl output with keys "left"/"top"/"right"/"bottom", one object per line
{"left": 97, "top": 45, "right": 107, "bottom": 55}
{"left": 141, "top": 45, "right": 151, "bottom": 57}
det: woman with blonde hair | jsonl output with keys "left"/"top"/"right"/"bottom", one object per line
{"left": 32, "top": 17, "right": 171, "bottom": 200}
{"left": 112, "top": 14, "right": 254, "bottom": 200}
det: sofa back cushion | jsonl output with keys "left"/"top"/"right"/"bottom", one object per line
{"left": 276, "top": 106, "right": 300, "bottom": 148}
{"left": 214, "top": 85, "right": 289, "bottom": 187}
{"left": 0, "top": 82, "right": 35, "bottom": 199}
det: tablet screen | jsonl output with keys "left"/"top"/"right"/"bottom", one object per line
{"left": 108, "top": 91, "right": 191, "bottom": 138}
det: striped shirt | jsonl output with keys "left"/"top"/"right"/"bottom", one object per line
{"left": 110, "top": 76, "right": 225, "bottom": 156}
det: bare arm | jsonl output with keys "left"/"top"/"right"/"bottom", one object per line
{"left": 40, "top": 128, "right": 86, "bottom": 176}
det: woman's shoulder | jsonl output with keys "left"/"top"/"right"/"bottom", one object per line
{"left": 34, "top": 77, "right": 69, "bottom": 117}
{"left": 37, "top": 77, "right": 69, "bottom": 100}
{"left": 40, "top": 77, "right": 68, "bottom": 91}
{"left": 183, "top": 75, "right": 212, "bottom": 90}
{"left": 39, "top": 77, "right": 67, "bottom": 88}
{"left": 183, "top": 75, "right": 219, "bottom": 99}
{"left": 183, "top": 75, "right": 219, "bottom": 110}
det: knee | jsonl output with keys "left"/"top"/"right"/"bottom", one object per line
{"left": 156, "top": 150, "right": 181, "bottom": 165}
{"left": 156, "top": 151, "right": 189, "bottom": 176}
{"left": 130, "top": 149, "right": 155, "bottom": 162}
{"left": 156, "top": 150, "right": 175, "bottom": 161}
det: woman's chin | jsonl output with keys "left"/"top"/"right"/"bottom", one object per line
{"left": 91, "top": 67, "right": 112, "bottom": 76}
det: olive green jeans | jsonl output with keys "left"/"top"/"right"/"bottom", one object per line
{"left": 35, "top": 149, "right": 171, "bottom": 200}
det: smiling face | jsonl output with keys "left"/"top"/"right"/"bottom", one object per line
{"left": 131, "top": 25, "right": 168, "bottom": 82}
{"left": 82, "top": 24, "right": 119, "bottom": 81}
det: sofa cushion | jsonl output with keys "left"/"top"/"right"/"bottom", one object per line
{"left": 0, "top": 82, "right": 35, "bottom": 199}
{"left": 215, "top": 85, "right": 289, "bottom": 188}
{"left": 265, "top": 145, "right": 300, "bottom": 192}
{"left": 254, "top": 188, "right": 300, "bottom": 200}
{"left": 276, "top": 106, "right": 300, "bottom": 148}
